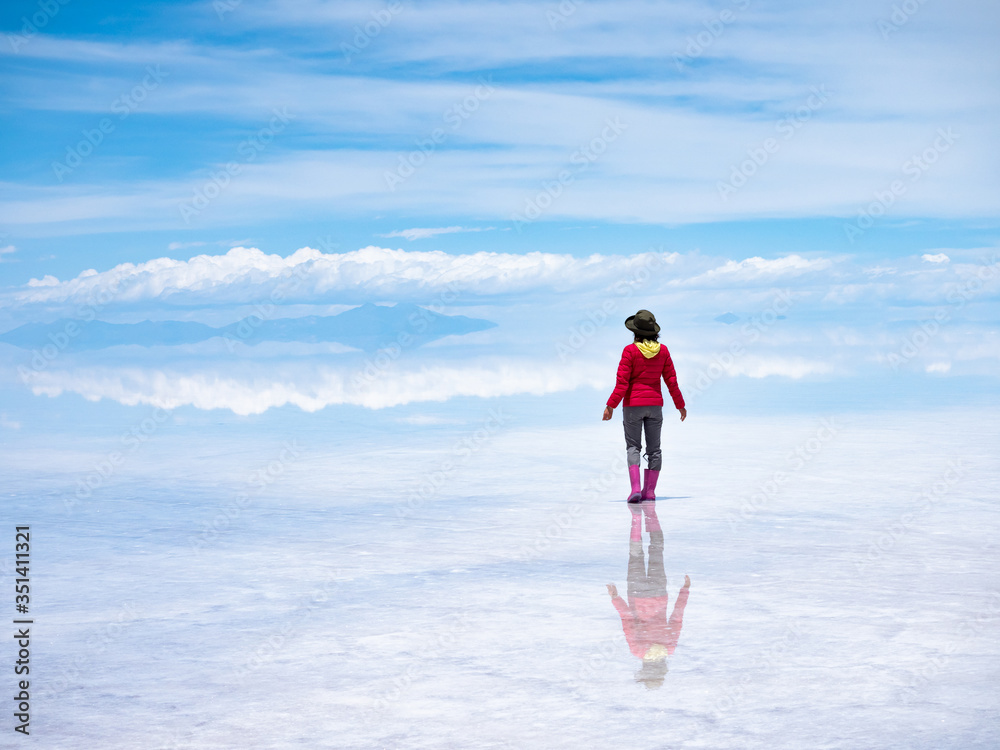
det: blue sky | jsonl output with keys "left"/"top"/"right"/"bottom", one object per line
{"left": 1, "top": 0, "right": 998, "bottom": 281}
{"left": 0, "top": 0, "right": 998, "bottom": 420}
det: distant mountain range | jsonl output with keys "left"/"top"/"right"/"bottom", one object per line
{"left": 0, "top": 302, "right": 497, "bottom": 352}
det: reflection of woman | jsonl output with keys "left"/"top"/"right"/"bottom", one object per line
{"left": 602, "top": 309, "right": 686, "bottom": 502}
{"left": 606, "top": 501, "right": 690, "bottom": 689}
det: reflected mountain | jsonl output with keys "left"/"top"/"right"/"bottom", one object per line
{"left": 0, "top": 302, "right": 496, "bottom": 352}
{"left": 606, "top": 501, "right": 690, "bottom": 689}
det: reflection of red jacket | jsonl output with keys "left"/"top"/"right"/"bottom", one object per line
{"left": 607, "top": 344, "right": 685, "bottom": 409}
{"left": 612, "top": 588, "right": 689, "bottom": 659}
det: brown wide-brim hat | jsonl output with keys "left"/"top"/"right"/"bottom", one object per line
{"left": 625, "top": 309, "right": 660, "bottom": 336}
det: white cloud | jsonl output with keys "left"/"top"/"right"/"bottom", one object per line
{"left": 864, "top": 266, "right": 897, "bottom": 277}
{"left": 26, "top": 275, "right": 60, "bottom": 288}
{"left": 922, "top": 253, "right": 950, "bottom": 263}
{"left": 380, "top": 226, "right": 495, "bottom": 241}
{"left": 680, "top": 254, "right": 833, "bottom": 286}
{"left": 6, "top": 244, "right": 997, "bottom": 320}
{"left": 0, "top": 245, "right": 15, "bottom": 262}
{"left": 2, "top": 245, "right": 685, "bottom": 310}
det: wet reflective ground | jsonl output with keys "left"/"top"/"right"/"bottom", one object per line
{"left": 4, "top": 405, "right": 999, "bottom": 748}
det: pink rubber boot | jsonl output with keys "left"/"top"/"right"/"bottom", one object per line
{"left": 641, "top": 469, "right": 660, "bottom": 501}
{"left": 627, "top": 464, "right": 642, "bottom": 502}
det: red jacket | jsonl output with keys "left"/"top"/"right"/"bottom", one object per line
{"left": 612, "top": 587, "right": 689, "bottom": 659}
{"left": 607, "top": 342, "right": 685, "bottom": 410}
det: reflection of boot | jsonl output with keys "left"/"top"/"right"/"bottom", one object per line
{"left": 642, "top": 501, "right": 662, "bottom": 534}
{"left": 641, "top": 469, "right": 660, "bottom": 500}
{"left": 627, "top": 464, "right": 642, "bottom": 502}
{"left": 630, "top": 504, "right": 643, "bottom": 542}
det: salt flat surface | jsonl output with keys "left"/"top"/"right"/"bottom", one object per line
{"left": 2, "top": 404, "right": 999, "bottom": 749}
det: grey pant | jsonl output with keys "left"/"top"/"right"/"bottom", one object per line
{"left": 628, "top": 534, "right": 666, "bottom": 599}
{"left": 623, "top": 405, "right": 662, "bottom": 470}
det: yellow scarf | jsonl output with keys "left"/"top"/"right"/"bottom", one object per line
{"left": 643, "top": 643, "right": 669, "bottom": 661}
{"left": 635, "top": 340, "right": 661, "bottom": 358}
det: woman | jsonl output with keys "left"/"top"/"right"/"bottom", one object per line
{"left": 607, "top": 501, "right": 691, "bottom": 689}
{"left": 602, "top": 309, "right": 686, "bottom": 502}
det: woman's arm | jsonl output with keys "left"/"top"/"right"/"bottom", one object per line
{"left": 609, "top": 588, "right": 642, "bottom": 655}
{"left": 664, "top": 581, "right": 690, "bottom": 656}
{"left": 606, "top": 346, "right": 634, "bottom": 409}
{"left": 661, "top": 346, "right": 686, "bottom": 412}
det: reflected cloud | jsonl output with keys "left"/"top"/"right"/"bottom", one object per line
{"left": 15, "top": 354, "right": 609, "bottom": 414}
{"left": 607, "top": 501, "right": 690, "bottom": 689}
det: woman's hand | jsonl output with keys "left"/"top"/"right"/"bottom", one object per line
{"left": 678, "top": 407, "right": 687, "bottom": 422}
{"left": 606, "top": 583, "right": 618, "bottom": 597}
{"left": 602, "top": 406, "right": 613, "bottom": 421}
